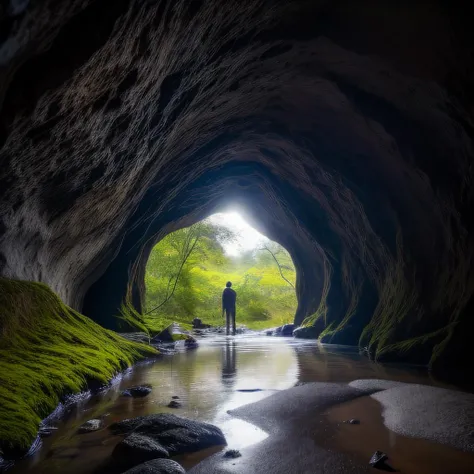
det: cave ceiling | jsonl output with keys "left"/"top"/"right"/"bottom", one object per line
{"left": 1, "top": 0, "right": 473, "bottom": 374}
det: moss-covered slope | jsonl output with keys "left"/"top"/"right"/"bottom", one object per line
{"left": 0, "top": 278, "right": 156, "bottom": 454}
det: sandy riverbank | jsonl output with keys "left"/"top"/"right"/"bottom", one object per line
{"left": 189, "top": 380, "right": 474, "bottom": 474}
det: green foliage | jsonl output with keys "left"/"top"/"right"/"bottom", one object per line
{"left": 0, "top": 278, "right": 156, "bottom": 452}
{"left": 144, "top": 220, "right": 297, "bottom": 330}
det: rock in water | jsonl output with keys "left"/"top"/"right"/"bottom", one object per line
{"left": 122, "top": 385, "right": 152, "bottom": 398}
{"left": 184, "top": 336, "right": 199, "bottom": 349}
{"left": 154, "top": 324, "right": 190, "bottom": 343}
{"left": 343, "top": 419, "right": 360, "bottom": 425}
{"left": 113, "top": 433, "right": 169, "bottom": 468}
{"left": 109, "top": 414, "right": 226, "bottom": 455}
{"left": 167, "top": 400, "right": 182, "bottom": 408}
{"left": 280, "top": 324, "right": 295, "bottom": 336}
{"left": 78, "top": 419, "right": 103, "bottom": 433}
{"left": 369, "top": 450, "right": 388, "bottom": 468}
{"left": 192, "top": 318, "right": 211, "bottom": 329}
{"left": 224, "top": 449, "right": 241, "bottom": 458}
{"left": 121, "top": 459, "right": 185, "bottom": 474}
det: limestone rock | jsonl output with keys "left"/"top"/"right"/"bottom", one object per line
{"left": 1, "top": 0, "right": 474, "bottom": 393}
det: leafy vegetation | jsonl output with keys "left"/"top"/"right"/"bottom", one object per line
{"left": 0, "top": 278, "right": 155, "bottom": 453}
{"left": 144, "top": 220, "right": 297, "bottom": 331}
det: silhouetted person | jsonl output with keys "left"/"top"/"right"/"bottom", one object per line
{"left": 222, "top": 281, "right": 236, "bottom": 335}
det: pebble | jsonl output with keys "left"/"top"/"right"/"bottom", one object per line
{"left": 343, "top": 418, "right": 360, "bottom": 425}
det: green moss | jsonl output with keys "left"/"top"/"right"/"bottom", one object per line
{"left": 375, "top": 323, "right": 456, "bottom": 365}
{"left": 0, "top": 278, "right": 156, "bottom": 452}
{"left": 118, "top": 301, "right": 192, "bottom": 336}
{"left": 118, "top": 302, "right": 152, "bottom": 335}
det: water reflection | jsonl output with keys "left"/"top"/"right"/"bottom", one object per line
{"left": 10, "top": 335, "right": 448, "bottom": 474}
{"left": 221, "top": 339, "right": 237, "bottom": 388}
{"left": 293, "top": 342, "right": 445, "bottom": 386}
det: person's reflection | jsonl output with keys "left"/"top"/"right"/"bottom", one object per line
{"left": 221, "top": 339, "right": 237, "bottom": 389}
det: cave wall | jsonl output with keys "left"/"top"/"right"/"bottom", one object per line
{"left": 1, "top": 0, "right": 474, "bottom": 377}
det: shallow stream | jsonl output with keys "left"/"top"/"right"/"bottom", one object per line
{"left": 9, "top": 334, "right": 474, "bottom": 473}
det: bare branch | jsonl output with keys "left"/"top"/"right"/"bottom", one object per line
{"left": 260, "top": 245, "right": 295, "bottom": 289}
{"left": 145, "top": 235, "right": 200, "bottom": 314}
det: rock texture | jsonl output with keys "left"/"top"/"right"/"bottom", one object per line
{"left": 112, "top": 433, "right": 169, "bottom": 468}
{"left": 1, "top": 0, "right": 474, "bottom": 378}
{"left": 109, "top": 414, "right": 226, "bottom": 455}
{"left": 122, "top": 459, "right": 185, "bottom": 474}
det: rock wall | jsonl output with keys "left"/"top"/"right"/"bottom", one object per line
{"left": 1, "top": 0, "right": 473, "bottom": 379}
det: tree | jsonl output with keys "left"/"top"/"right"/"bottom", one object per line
{"left": 145, "top": 221, "right": 237, "bottom": 315}
{"left": 144, "top": 219, "right": 298, "bottom": 330}
{"left": 259, "top": 243, "right": 295, "bottom": 289}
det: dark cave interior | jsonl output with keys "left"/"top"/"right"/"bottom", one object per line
{"left": 1, "top": 0, "right": 474, "bottom": 393}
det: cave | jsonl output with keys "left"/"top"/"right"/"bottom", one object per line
{"left": 1, "top": 0, "right": 474, "bottom": 469}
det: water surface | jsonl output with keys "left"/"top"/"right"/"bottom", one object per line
{"left": 9, "top": 334, "right": 467, "bottom": 473}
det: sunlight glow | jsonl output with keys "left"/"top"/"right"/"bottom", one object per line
{"left": 207, "top": 212, "right": 268, "bottom": 256}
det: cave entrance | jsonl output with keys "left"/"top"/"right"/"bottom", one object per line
{"left": 142, "top": 211, "right": 297, "bottom": 332}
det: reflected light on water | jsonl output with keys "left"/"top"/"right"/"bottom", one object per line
{"left": 10, "top": 334, "right": 448, "bottom": 474}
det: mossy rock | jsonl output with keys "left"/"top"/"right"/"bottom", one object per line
{"left": 154, "top": 324, "right": 190, "bottom": 342}
{"left": 0, "top": 278, "right": 156, "bottom": 455}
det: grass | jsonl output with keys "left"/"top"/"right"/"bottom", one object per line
{"left": 0, "top": 278, "right": 156, "bottom": 454}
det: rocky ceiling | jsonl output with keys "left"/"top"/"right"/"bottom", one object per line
{"left": 1, "top": 0, "right": 473, "bottom": 381}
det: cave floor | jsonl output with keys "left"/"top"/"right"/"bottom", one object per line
{"left": 9, "top": 334, "right": 474, "bottom": 474}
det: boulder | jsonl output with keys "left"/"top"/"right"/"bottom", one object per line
{"left": 121, "top": 459, "right": 185, "bottom": 474}
{"left": 113, "top": 433, "right": 169, "bottom": 468}
{"left": 109, "top": 414, "right": 226, "bottom": 455}
{"left": 280, "top": 324, "right": 295, "bottom": 336}
{"left": 78, "top": 419, "right": 103, "bottom": 433}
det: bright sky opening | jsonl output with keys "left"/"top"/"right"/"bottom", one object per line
{"left": 207, "top": 212, "right": 269, "bottom": 256}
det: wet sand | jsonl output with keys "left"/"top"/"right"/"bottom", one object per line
{"left": 190, "top": 381, "right": 474, "bottom": 474}
{"left": 7, "top": 337, "right": 474, "bottom": 474}
{"left": 324, "top": 395, "right": 474, "bottom": 474}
